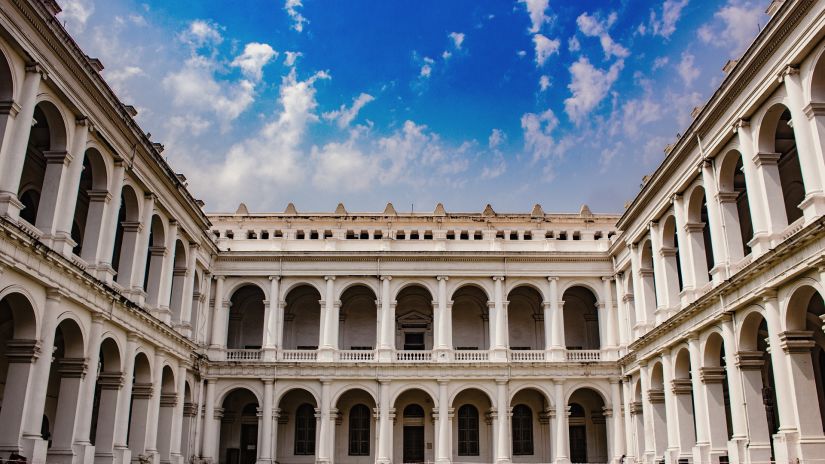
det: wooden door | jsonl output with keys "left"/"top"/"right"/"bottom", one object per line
{"left": 403, "top": 425, "right": 424, "bottom": 463}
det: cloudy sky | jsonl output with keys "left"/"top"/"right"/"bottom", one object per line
{"left": 56, "top": 0, "right": 768, "bottom": 214}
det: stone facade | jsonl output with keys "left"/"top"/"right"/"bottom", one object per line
{"left": 1, "top": 0, "right": 825, "bottom": 463}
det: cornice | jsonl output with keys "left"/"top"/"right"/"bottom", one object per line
{"left": 213, "top": 251, "right": 614, "bottom": 264}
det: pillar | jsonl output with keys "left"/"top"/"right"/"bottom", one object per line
{"left": 661, "top": 352, "right": 680, "bottom": 461}
{"left": 53, "top": 118, "right": 92, "bottom": 254}
{"left": 0, "top": 63, "right": 43, "bottom": 220}
{"left": 34, "top": 149, "right": 73, "bottom": 237}
{"left": 177, "top": 244, "right": 199, "bottom": 335}
{"left": 700, "top": 159, "right": 729, "bottom": 282}
{"left": 377, "top": 380, "right": 392, "bottom": 464}
{"left": 639, "top": 362, "right": 657, "bottom": 460}
{"left": 648, "top": 222, "right": 669, "bottom": 319}
{"left": 548, "top": 277, "right": 564, "bottom": 357}
{"left": 96, "top": 160, "right": 125, "bottom": 281}
{"left": 209, "top": 276, "right": 226, "bottom": 349}
{"left": 699, "top": 365, "right": 729, "bottom": 460}
{"left": 319, "top": 276, "right": 336, "bottom": 360}
{"left": 732, "top": 119, "right": 775, "bottom": 256}
{"left": 602, "top": 276, "right": 617, "bottom": 350}
{"left": 377, "top": 276, "right": 393, "bottom": 360}
{"left": 777, "top": 330, "right": 825, "bottom": 458}
{"left": 263, "top": 276, "right": 279, "bottom": 351}
{"left": 435, "top": 276, "right": 449, "bottom": 352}
{"left": 609, "top": 379, "right": 625, "bottom": 463}
{"left": 145, "top": 352, "right": 165, "bottom": 458}
{"left": 553, "top": 380, "right": 568, "bottom": 464}
{"left": 47, "top": 357, "right": 87, "bottom": 463}
{"left": 687, "top": 334, "right": 710, "bottom": 462}
{"left": 259, "top": 379, "right": 273, "bottom": 464}
{"left": 73, "top": 314, "right": 105, "bottom": 450}
{"left": 156, "top": 221, "right": 179, "bottom": 318}
{"left": 435, "top": 379, "right": 450, "bottom": 463}
{"left": 129, "top": 193, "right": 156, "bottom": 298}
{"left": 93, "top": 371, "right": 124, "bottom": 464}
{"left": 735, "top": 350, "right": 773, "bottom": 462}
{"left": 0, "top": 338, "right": 39, "bottom": 454}
{"left": 671, "top": 193, "right": 695, "bottom": 295}
{"left": 317, "top": 379, "right": 332, "bottom": 463}
{"left": 200, "top": 379, "right": 216, "bottom": 462}
{"left": 170, "top": 365, "right": 187, "bottom": 464}
{"left": 491, "top": 276, "right": 507, "bottom": 360}
{"left": 621, "top": 378, "right": 637, "bottom": 462}
{"left": 629, "top": 244, "right": 652, "bottom": 333}
{"left": 113, "top": 334, "right": 138, "bottom": 463}
{"left": 495, "top": 379, "right": 511, "bottom": 463}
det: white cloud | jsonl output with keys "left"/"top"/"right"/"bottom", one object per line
{"left": 442, "top": 51, "right": 452, "bottom": 60}
{"left": 312, "top": 139, "right": 377, "bottom": 191}
{"left": 323, "top": 92, "right": 375, "bottom": 128}
{"left": 104, "top": 65, "right": 144, "bottom": 91}
{"left": 521, "top": 109, "right": 559, "bottom": 161}
{"left": 539, "top": 75, "right": 550, "bottom": 91}
{"left": 517, "top": 50, "right": 527, "bottom": 58}
{"left": 420, "top": 63, "right": 432, "bottom": 78}
{"left": 533, "top": 34, "right": 560, "bottom": 67}
{"left": 647, "top": 0, "right": 689, "bottom": 38}
{"left": 677, "top": 52, "right": 700, "bottom": 86}
{"left": 698, "top": 0, "right": 764, "bottom": 55}
{"left": 519, "top": 0, "right": 551, "bottom": 33}
{"left": 283, "top": 51, "right": 303, "bottom": 67}
{"left": 449, "top": 32, "right": 465, "bottom": 49}
{"left": 568, "top": 36, "right": 581, "bottom": 52}
{"left": 576, "top": 12, "right": 629, "bottom": 59}
{"left": 652, "top": 56, "right": 669, "bottom": 70}
{"left": 481, "top": 152, "right": 507, "bottom": 179}
{"left": 488, "top": 128, "right": 505, "bottom": 149}
{"left": 180, "top": 19, "right": 223, "bottom": 48}
{"left": 285, "top": 0, "right": 308, "bottom": 32}
{"left": 620, "top": 97, "right": 662, "bottom": 136}
{"left": 564, "top": 57, "right": 623, "bottom": 123}
{"left": 231, "top": 43, "right": 277, "bottom": 81}
{"left": 58, "top": 0, "right": 94, "bottom": 33}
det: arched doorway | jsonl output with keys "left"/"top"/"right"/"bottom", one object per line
{"left": 143, "top": 215, "right": 166, "bottom": 307}
{"left": 127, "top": 353, "right": 153, "bottom": 460}
{"left": 452, "top": 389, "right": 493, "bottom": 463}
{"left": 218, "top": 388, "right": 259, "bottom": 464}
{"left": 112, "top": 185, "right": 140, "bottom": 287}
{"left": 687, "top": 186, "right": 715, "bottom": 285}
{"left": 156, "top": 366, "right": 177, "bottom": 464}
{"left": 0, "top": 292, "right": 38, "bottom": 454}
{"left": 227, "top": 285, "right": 265, "bottom": 350}
{"left": 452, "top": 286, "right": 489, "bottom": 351}
{"left": 44, "top": 319, "right": 86, "bottom": 458}
{"left": 168, "top": 240, "right": 188, "bottom": 324}
{"left": 510, "top": 388, "right": 551, "bottom": 463}
{"left": 18, "top": 101, "right": 67, "bottom": 229}
{"left": 784, "top": 286, "right": 825, "bottom": 434}
{"left": 393, "top": 389, "right": 435, "bottom": 463}
{"left": 334, "top": 388, "right": 376, "bottom": 463}
{"left": 562, "top": 286, "right": 600, "bottom": 350}
{"left": 738, "top": 311, "right": 779, "bottom": 461}
{"left": 507, "top": 286, "right": 545, "bottom": 350}
{"left": 702, "top": 331, "right": 734, "bottom": 455}
{"left": 567, "top": 388, "right": 607, "bottom": 464}
{"left": 90, "top": 337, "right": 123, "bottom": 460}
{"left": 395, "top": 286, "right": 433, "bottom": 351}
{"left": 339, "top": 285, "right": 377, "bottom": 350}
{"left": 718, "top": 150, "right": 754, "bottom": 259}
{"left": 276, "top": 388, "right": 317, "bottom": 463}
{"left": 71, "top": 148, "right": 108, "bottom": 259}
{"left": 283, "top": 285, "right": 321, "bottom": 350}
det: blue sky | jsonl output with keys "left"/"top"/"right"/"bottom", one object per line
{"left": 57, "top": 0, "right": 768, "bottom": 213}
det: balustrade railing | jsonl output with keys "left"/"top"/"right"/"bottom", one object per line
{"left": 395, "top": 350, "right": 433, "bottom": 362}
{"left": 280, "top": 350, "right": 318, "bottom": 361}
{"left": 565, "top": 350, "right": 601, "bottom": 362}
{"left": 337, "top": 350, "right": 375, "bottom": 362}
{"left": 225, "top": 349, "right": 262, "bottom": 361}
{"left": 453, "top": 350, "right": 490, "bottom": 362}
{"left": 509, "top": 350, "right": 546, "bottom": 362}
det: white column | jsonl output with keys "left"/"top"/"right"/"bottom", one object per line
{"left": 317, "top": 379, "right": 332, "bottom": 463}
{"left": 761, "top": 292, "right": 797, "bottom": 434}
{"left": 34, "top": 148, "right": 74, "bottom": 236}
{"left": 52, "top": 118, "right": 92, "bottom": 254}
{"left": 263, "top": 276, "right": 280, "bottom": 349}
{"left": 200, "top": 379, "right": 216, "bottom": 461}
{"left": 661, "top": 352, "right": 679, "bottom": 461}
{"left": 435, "top": 276, "right": 449, "bottom": 351}
{"left": 72, "top": 313, "right": 104, "bottom": 448}
{"left": 96, "top": 160, "right": 125, "bottom": 280}
{"left": 130, "top": 193, "right": 156, "bottom": 296}
{"left": 628, "top": 244, "right": 650, "bottom": 333}
{"left": 648, "top": 222, "right": 669, "bottom": 321}
{"left": 378, "top": 276, "right": 393, "bottom": 361}
{"left": 719, "top": 314, "right": 747, "bottom": 438}
{"left": 621, "top": 378, "right": 636, "bottom": 462}
{"left": 0, "top": 63, "right": 43, "bottom": 220}
{"left": 782, "top": 65, "right": 825, "bottom": 220}
{"left": 490, "top": 276, "right": 508, "bottom": 359}
{"left": 435, "top": 379, "right": 450, "bottom": 463}
{"left": 602, "top": 276, "right": 617, "bottom": 350}
{"left": 687, "top": 333, "right": 710, "bottom": 457}
{"left": 209, "top": 276, "right": 226, "bottom": 349}
{"left": 157, "top": 220, "right": 179, "bottom": 317}
{"left": 377, "top": 380, "right": 391, "bottom": 464}
{"left": 638, "top": 362, "right": 655, "bottom": 459}
{"left": 21, "top": 288, "right": 59, "bottom": 445}
{"left": 145, "top": 352, "right": 164, "bottom": 456}
{"left": 548, "top": 277, "right": 564, "bottom": 356}
{"left": 732, "top": 119, "right": 772, "bottom": 257}
{"left": 700, "top": 159, "right": 729, "bottom": 282}
{"left": 671, "top": 194, "right": 695, "bottom": 294}
{"left": 170, "top": 365, "right": 187, "bottom": 462}
{"left": 113, "top": 334, "right": 138, "bottom": 463}
{"left": 553, "top": 380, "right": 568, "bottom": 464}
{"left": 177, "top": 244, "right": 198, "bottom": 334}
{"left": 260, "top": 379, "right": 273, "bottom": 464}
{"left": 608, "top": 379, "right": 625, "bottom": 463}
{"left": 495, "top": 379, "right": 511, "bottom": 463}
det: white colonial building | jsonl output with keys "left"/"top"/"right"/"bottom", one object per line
{"left": 1, "top": 0, "right": 825, "bottom": 463}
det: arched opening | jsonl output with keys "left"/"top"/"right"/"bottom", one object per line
{"left": 630, "top": 381, "right": 644, "bottom": 459}
{"left": 218, "top": 388, "right": 259, "bottom": 464}
{"left": 649, "top": 362, "right": 668, "bottom": 459}
{"left": 0, "top": 292, "right": 39, "bottom": 452}
{"left": 661, "top": 215, "right": 684, "bottom": 300}
{"left": 72, "top": 148, "right": 108, "bottom": 259}
{"left": 507, "top": 286, "right": 545, "bottom": 350}
{"left": 784, "top": 286, "right": 825, "bottom": 432}
{"left": 44, "top": 319, "right": 85, "bottom": 457}
{"left": 127, "top": 353, "right": 153, "bottom": 459}
{"left": 143, "top": 215, "right": 166, "bottom": 307}
{"left": 112, "top": 185, "right": 140, "bottom": 287}
{"left": 567, "top": 388, "right": 607, "bottom": 464}
{"left": 452, "top": 389, "right": 493, "bottom": 462}
{"left": 276, "top": 389, "right": 317, "bottom": 463}
{"left": 672, "top": 348, "right": 697, "bottom": 454}
{"left": 511, "top": 388, "right": 551, "bottom": 463}
{"left": 18, "top": 102, "right": 67, "bottom": 228}
{"left": 0, "top": 52, "right": 15, "bottom": 155}
{"left": 395, "top": 286, "right": 433, "bottom": 351}
{"left": 181, "top": 383, "right": 195, "bottom": 461}
{"left": 90, "top": 337, "right": 122, "bottom": 459}
{"left": 156, "top": 366, "right": 177, "bottom": 464}
{"left": 227, "top": 285, "right": 265, "bottom": 350}
{"left": 393, "top": 389, "right": 435, "bottom": 464}
{"left": 687, "top": 186, "right": 715, "bottom": 285}
{"left": 168, "top": 240, "right": 188, "bottom": 324}
{"left": 640, "top": 239, "right": 658, "bottom": 321}
{"left": 702, "top": 332, "right": 734, "bottom": 449}
{"left": 718, "top": 150, "right": 754, "bottom": 259}
{"left": 760, "top": 105, "right": 806, "bottom": 224}
{"left": 190, "top": 272, "right": 202, "bottom": 342}
{"left": 452, "top": 286, "right": 489, "bottom": 351}
{"left": 339, "top": 285, "right": 377, "bottom": 350}
{"left": 334, "top": 389, "right": 376, "bottom": 463}
{"left": 562, "top": 286, "right": 600, "bottom": 350}
{"left": 283, "top": 285, "right": 321, "bottom": 350}
{"left": 738, "top": 311, "right": 779, "bottom": 459}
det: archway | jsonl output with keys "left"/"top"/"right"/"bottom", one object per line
{"left": 112, "top": 185, "right": 140, "bottom": 287}
{"left": 640, "top": 240, "right": 657, "bottom": 322}
{"left": 283, "top": 285, "right": 321, "bottom": 350}
{"left": 155, "top": 366, "right": 177, "bottom": 464}
{"left": 395, "top": 285, "right": 433, "bottom": 350}
{"left": 339, "top": 285, "right": 377, "bottom": 350}
{"left": 738, "top": 311, "right": 779, "bottom": 460}
{"left": 71, "top": 148, "right": 108, "bottom": 259}
{"left": 44, "top": 319, "right": 85, "bottom": 458}
{"left": 759, "top": 105, "right": 806, "bottom": 224}
{"left": 784, "top": 286, "right": 825, "bottom": 433}
{"left": 510, "top": 388, "right": 551, "bottom": 463}
{"left": 660, "top": 215, "right": 683, "bottom": 306}
{"left": 90, "top": 337, "right": 123, "bottom": 460}
{"left": 648, "top": 362, "right": 667, "bottom": 460}
{"left": 168, "top": 240, "right": 188, "bottom": 324}
{"left": 562, "top": 286, "right": 600, "bottom": 350}
{"left": 334, "top": 388, "right": 377, "bottom": 463}
{"left": 393, "top": 388, "right": 435, "bottom": 464}
{"left": 507, "top": 286, "right": 544, "bottom": 350}
{"left": 702, "top": 332, "right": 733, "bottom": 453}
{"left": 718, "top": 150, "right": 754, "bottom": 259}
{"left": 180, "top": 383, "right": 195, "bottom": 462}
{"left": 143, "top": 215, "right": 166, "bottom": 307}
{"left": 567, "top": 388, "right": 607, "bottom": 464}
{"left": 452, "top": 286, "right": 489, "bottom": 351}
{"left": 218, "top": 388, "right": 259, "bottom": 464}
{"left": 672, "top": 348, "right": 696, "bottom": 455}
{"left": 452, "top": 388, "right": 493, "bottom": 462}
{"left": 276, "top": 388, "right": 317, "bottom": 463}
{"left": 18, "top": 101, "right": 67, "bottom": 228}
{"left": 687, "top": 186, "right": 715, "bottom": 285}
{"left": 0, "top": 292, "right": 38, "bottom": 454}
{"left": 127, "top": 353, "right": 153, "bottom": 459}
{"left": 227, "top": 285, "right": 265, "bottom": 349}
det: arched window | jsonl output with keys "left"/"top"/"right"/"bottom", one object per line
{"left": 348, "top": 404, "right": 370, "bottom": 456}
{"left": 294, "top": 403, "right": 316, "bottom": 455}
{"left": 512, "top": 404, "right": 533, "bottom": 455}
{"left": 457, "top": 404, "right": 479, "bottom": 456}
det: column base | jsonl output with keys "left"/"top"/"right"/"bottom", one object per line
{"left": 94, "top": 450, "right": 116, "bottom": 464}
{"left": 550, "top": 347, "right": 565, "bottom": 362}
{"left": 554, "top": 457, "right": 570, "bottom": 464}
{"left": 21, "top": 435, "right": 49, "bottom": 464}
{"left": 434, "top": 348, "right": 451, "bottom": 362}
{"left": 316, "top": 347, "right": 335, "bottom": 362}
{"left": 45, "top": 447, "right": 77, "bottom": 464}
{"left": 747, "top": 231, "right": 773, "bottom": 258}
{"left": 261, "top": 347, "right": 277, "bottom": 362}
{"left": 113, "top": 446, "right": 132, "bottom": 464}
{"left": 376, "top": 348, "right": 393, "bottom": 362}
{"left": 150, "top": 306, "right": 172, "bottom": 324}
{"left": 128, "top": 288, "right": 147, "bottom": 306}
{"left": 95, "top": 264, "right": 117, "bottom": 284}
{"left": 800, "top": 191, "right": 825, "bottom": 225}
{"left": 50, "top": 231, "right": 78, "bottom": 257}
{"left": 74, "top": 443, "right": 96, "bottom": 464}
{"left": 174, "top": 323, "right": 192, "bottom": 339}
{"left": 691, "top": 442, "right": 709, "bottom": 463}
{"left": 489, "top": 348, "right": 508, "bottom": 362}
{"left": 0, "top": 192, "right": 23, "bottom": 222}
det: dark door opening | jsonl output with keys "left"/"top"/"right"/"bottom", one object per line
{"left": 570, "top": 425, "right": 587, "bottom": 463}
{"left": 403, "top": 425, "right": 425, "bottom": 463}
{"left": 240, "top": 423, "right": 258, "bottom": 464}
{"left": 404, "top": 332, "right": 425, "bottom": 350}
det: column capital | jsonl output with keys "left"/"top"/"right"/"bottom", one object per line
{"left": 45, "top": 286, "right": 65, "bottom": 301}
{"left": 601, "top": 276, "right": 614, "bottom": 282}
{"left": 777, "top": 64, "right": 800, "bottom": 82}
{"left": 214, "top": 274, "right": 226, "bottom": 281}
{"left": 758, "top": 288, "right": 778, "bottom": 301}
{"left": 268, "top": 275, "right": 280, "bottom": 281}
{"left": 380, "top": 275, "right": 392, "bottom": 281}
{"left": 90, "top": 312, "right": 107, "bottom": 324}
{"left": 325, "top": 275, "right": 336, "bottom": 281}
{"left": 378, "top": 379, "right": 391, "bottom": 385}
{"left": 492, "top": 275, "right": 505, "bottom": 281}
{"left": 436, "top": 275, "right": 448, "bottom": 281}
{"left": 25, "top": 62, "right": 48, "bottom": 79}
{"left": 495, "top": 378, "right": 508, "bottom": 385}
{"left": 437, "top": 379, "right": 449, "bottom": 386}
{"left": 732, "top": 118, "right": 750, "bottom": 134}
{"left": 261, "top": 378, "right": 275, "bottom": 385}
{"left": 144, "top": 192, "right": 156, "bottom": 201}
{"left": 547, "top": 276, "right": 558, "bottom": 282}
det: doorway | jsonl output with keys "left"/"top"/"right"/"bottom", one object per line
{"left": 240, "top": 423, "right": 258, "bottom": 464}
{"left": 403, "top": 426, "right": 424, "bottom": 463}
{"left": 570, "top": 425, "right": 587, "bottom": 463}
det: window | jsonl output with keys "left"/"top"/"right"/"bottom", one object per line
{"left": 404, "top": 332, "right": 425, "bottom": 350}
{"left": 457, "top": 404, "right": 479, "bottom": 456}
{"left": 348, "top": 404, "right": 370, "bottom": 456}
{"left": 294, "top": 404, "right": 316, "bottom": 455}
{"left": 512, "top": 404, "right": 534, "bottom": 455}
